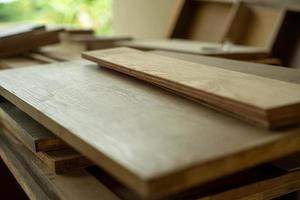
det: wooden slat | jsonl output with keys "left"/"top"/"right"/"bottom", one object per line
{"left": 0, "top": 28, "right": 62, "bottom": 58}
{"left": 83, "top": 47, "right": 300, "bottom": 128}
{"left": 90, "top": 163, "right": 300, "bottom": 200}
{"left": 0, "top": 24, "right": 45, "bottom": 38}
{"left": 117, "top": 39, "right": 269, "bottom": 60}
{"left": 36, "top": 149, "right": 93, "bottom": 174}
{"left": 0, "top": 128, "right": 120, "bottom": 200}
{"left": 150, "top": 50, "right": 300, "bottom": 83}
{"left": 0, "top": 60, "right": 300, "bottom": 197}
{"left": 0, "top": 99, "right": 67, "bottom": 152}
{"left": 0, "top": 100, "right": 92, "bottom": 173}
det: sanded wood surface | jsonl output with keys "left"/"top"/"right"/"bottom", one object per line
{"left": 83, "top": 47, "right": 300, "bottom": 128}
{"left": 0, "top": 129, "right": 120, "bottom": 200}
{"left": 151, "top": 50, "right": 300, "bottom": 83}
{"left": 0, "top": 99, "right": 67, "bottom": 152}
{"left": 1, "top": 60, "right": 300, "bottom": 197}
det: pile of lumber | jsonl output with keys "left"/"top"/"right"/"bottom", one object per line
{"left": 0, "top": 43, "right": 300, "bottom": 200}
{"left": 0, "top": 24, "right": 62, "bottom": 58}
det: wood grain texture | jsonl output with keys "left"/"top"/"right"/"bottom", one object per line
{"left": 151, "top": 50, "right": 300, "bottom": 83}
{"left": 83, "top": 47, "right": 300, "bottom": 128}
{"left": 0, "top": 99, "right": 67, "bottom": 152}
{"left": 0, "top": 101, "right": 93, "bottom": 173}
{"left": 1, "top": 60, "right": 300, "bottom": 197}
{"left": 0, "top": 129, "right": 120, "bottom": 200}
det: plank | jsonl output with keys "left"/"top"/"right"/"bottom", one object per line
{"left": 117, "top": 39, "right": 269, "bottom": 60}
{"left": 36, "top": 149, "right": 93, "bottom": 174}
{"left": 0, "top": 99, "right": 67, "bottom": 152}
{"left": 0, "top": 28, "right": 62, "bottom": 58}
{"left": 151, "top": 50, "right": 300, "bottom": 83}
{"left": 0, "top": 100, "right": 91, "bottom": 173}
{"left": 0, "top": 23, "right": 45, "bottom": 38}
{"left": 90, "top": 163, "right": 300, "bottom": 200}
{"left": 83, "top": 47, "right": 300, "bottom": 128}
{"left": 198, "top": 169, "right": 300, "bottom": 200}
{"left": 1, "top": 60, "right": 300, "bottom": 197}
{"left": 113, "top": 0, "right": 184, "bottom": 38}
{"left": 0, "top": 128, "right": 120, "bottom": 200}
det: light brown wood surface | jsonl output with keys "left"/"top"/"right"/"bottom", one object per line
{"left": 0, "top": 128, "right": 120, "bottom": 200}
{"left": 0, "top": 99, "right": 67, "bottom": 152}
{"left": 83, "top": 47, "right": 300, "bottom": 128}
{"left": 36, "top": 149, "right": 93, "bottom": 174}
{"left": 0, "top": 56, "right": 45, "bottom": 69}
{"left": 113, "top": 0, "right": 184, "bottom": 38}
{"left": 1, "top": 60, "right": 300, "bottom": 197}
{"left": 151, "top": 50, "right": 300, "bottom": 83}
{"left": 117, "top": 39, "right": 269, "bottom": 59}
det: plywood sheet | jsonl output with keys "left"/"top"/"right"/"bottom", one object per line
{"left": 0, "top": 129, "right": 120, "bottom": 200}
{"left": 117, "top": 39, "right": 269, "bottom": 60}
{"left": 113, "top": 0, "right": 184, "bottom": 38}
{"left": 83, "top": 48, "right": 300, "bottom": 128}
{"left": 0, "top": 99, "right": 67, "bottom": 152}
{"left": 0, "top": 60, "right": 300, "bottom": 197}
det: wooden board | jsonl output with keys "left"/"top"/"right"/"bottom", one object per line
{"left": 83, "top": 47, "right": 300, "bottom": 128}
{"left": 150, "top": 50, "right": 300, "bottom": 83}
{"left": 113, "top": 0, "right": 184, "bottom": 38}
{"left": 0, "top": 129, "right": 120, "bottom": 200}
{"left": 117, "top": 39, "right": 269, "bottom": 60}
{"left": 1, "top": 60, "right": 300, "bottom": 197}
{"left": 171, "top": 0, "right": 235, "bottom": 42}
{"left": 0, "top": 23, "right": 45, "bottom": 38}
{"left": 0, "top": 99, "right": 67, "bottom": 152}
{"left": 36, "top": 149, "right": 93, "bottom": 174}
{"left": 90, "top": 163, "right": 300, "bottom": 200}
{"left": 231, "top": 5, "right": 285, "bottom": 48}
{"left": 0, "top": 28, "right": 62, "bottom": 58}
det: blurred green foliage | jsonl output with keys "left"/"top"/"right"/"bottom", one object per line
{"left": 0, "top": 0, "right": 112, "bottom": 34}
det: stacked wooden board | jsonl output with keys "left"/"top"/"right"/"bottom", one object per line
{"left": 0, "top": 22, "right": 300, "bottom": 199}
{"left": 0, "top": 53, "right": 300, "bottom": 199}
{"left": 0, "top": 24, "right": 62, "bottom": 58}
